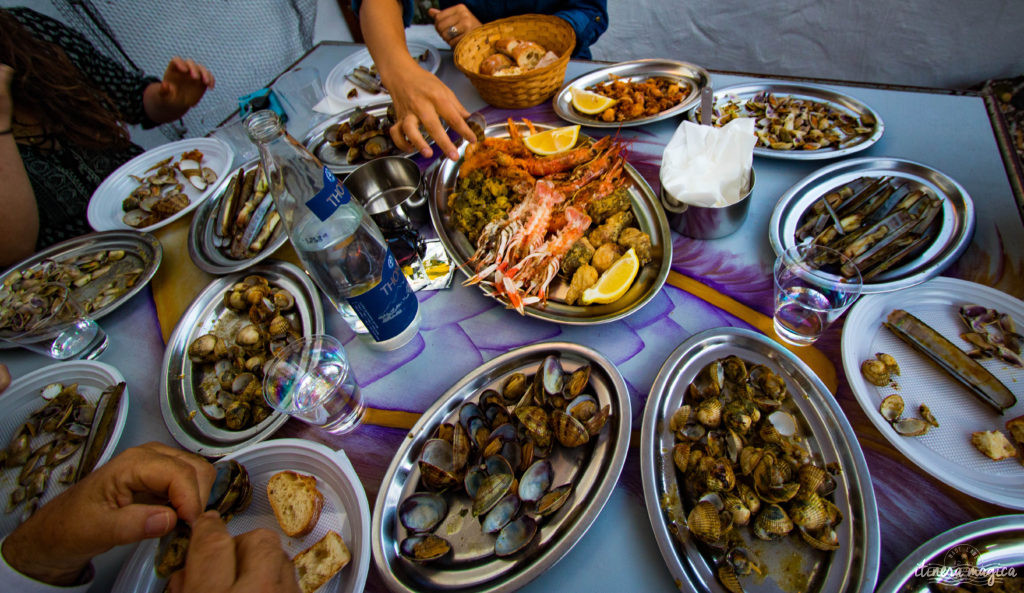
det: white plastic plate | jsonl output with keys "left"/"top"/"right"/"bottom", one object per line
{"left": 0, "top": 361, "right": 130, "bottom": 537}
{"left": 113, "top": 438, "right": 371, "bottom": 593}
{"left": 87, "top": 138, "right": 234, "bottom": 233}
{"left": 841, "top": 277, "right": 1024, "bottom": 508}
{"left": 324, "top": 42, "right": 439, "bottom": 106}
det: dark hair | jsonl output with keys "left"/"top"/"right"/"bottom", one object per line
{"left": 0, "top": 9, "right": 131, "bottom": 150}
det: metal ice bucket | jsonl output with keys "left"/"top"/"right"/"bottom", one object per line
{"left": 661, "top": 168, "right": 755, "bottom": 240}
{"left": 343, "top": 157, "right": 428, "bottom": 231}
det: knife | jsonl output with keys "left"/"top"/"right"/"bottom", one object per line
{"left": 74, "top": 382, "right": 125, "bottom": 482}
{"left": 700, "top": 87, "right": 714, "bottom": 126}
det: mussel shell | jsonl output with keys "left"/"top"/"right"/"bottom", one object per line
{"left": 450, "top": 422, "right": 471, "bottom": 472}
{"left": 536, "top": 355, "right": 565, "bottom": 396}
{"left": 515, "top": 406, "right": 550, "bottom": 441}
{"left": 464, "top": 465, "right": 488, "bottom": 499}
{"left": 459, "top": 402, "right": 485, "bottom": 433}
{"left": 154, "top": 523, "right": 192, "bottom": 578}
{"left": 672, "top": 442, "right": 691, "bottom": 474}
{"left": 399, "top": 534, "right": 451, "bottom": 562}
{"left": 483, "top": 404, "right": 511, "bottom": 428}
{"left": 892, "top": 416, "right": 930, "bottom": 437}
{"left": 752, "top": 504, "right": 794, "bottom": 541}
{"left": 565, "top": 394, "right": 598, "bottom": 423}
{"left": 518, "top": 459, "right": 553, "bottom": 503}
{"left": 483, "top": 454, "right": 513, "bottom": 478}
{"left": 879, "top": 394, "right": 905, "bottom": 423}
{"left": 481, "top": 493, "right": 520, "bottom": 534}
{"left": 472, "top": 473, "right": 513, "bottom": 517}
{"left": 479, "top": 389, "right": 504, "bottom": 408}
{"left": 494, "top": 516, "right": 538, "bottom": 557}
{"left": 535, "top": 483, "right": 572, "bottom": 516}
{"left": 687, "top": 500, "right": 721, "bottom": 544}
{"left": 551, "top": 410, "right": 590, "bottom": 448}
{"left": 721, "top": 355, "right": 748, "bottom": 383}
{"left": 501, "top": 372, "right": 528, "bottom": 404}
{"left": 788, "top": 492, "right": 829, "bottom": 530}
{"left": 399, "top": 492, "right": 448, "bottom": 534}
{"left": 768, "top": 410, "right": 798, "bottom": 437}
{"left": 562, "top": 364, "right": 591, "bottom": 398}
{"left": 799, "top": 525, "right": 840, "bottom": 551}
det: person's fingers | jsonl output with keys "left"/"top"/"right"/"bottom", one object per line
{"left": 167, "top": 570, "right": 185, "bottom": 593}
{"left": 103, "top": 504, "right": 178, "bottom": 544}
{"left": 444, "top": 109, "right": 478, "bottom": 145}
{"left": 183, "top": 512, "right": 236, "bottom": 591}
{"left": 399, "top": 115, "right": 433, "bottom": 158}
{"left": 135, "top": 443, "right": 216, "bottom": 518}
{"left": 0, "top": 363, "right": 11, "bottom": 395}
{"left": 389, "top": 122, "right": 416, "bottom": 154}
{"left": 278, "top": 550, "right": 301, "bottom": 593}
{"left": 427, "top": 7, "right": 440, "bottom": 19}
{"left": 109, "top": 447, "right": 208, "bottom": 523}
{"left": 233, "top": 529, "right": 290, "bottom": 591}
{"left": 185, "top": 59, "right": 201, "bottom": 81}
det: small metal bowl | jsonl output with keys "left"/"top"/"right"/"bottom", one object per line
{"left": 344, "top": 156, "right": 427, "bottom": 231}
{"left": 661, "top": 168, "right": 755, "bottom": 240}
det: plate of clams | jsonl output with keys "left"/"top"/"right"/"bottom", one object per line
{"left": 88, "top": 137, "right": 234, "bottom": 233}
{"left": 641, "top": 327, "right": 879, "bottom": 593}
{"left": 304, "top": 102, "right": 420, "bottom": 174}
{"left": 159, "top": 260, "right": 324, "bottom": 457}
{"left": 0, "top": 231, "right": 161, "bottom": 344}
{"left": 188, "top": 160, "right": 287, "bottom": 274}
{"left": 372, "top": 342, "right": 630, "bottom": 593}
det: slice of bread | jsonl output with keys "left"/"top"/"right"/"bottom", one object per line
{"left": 1005, "top": 415, "right": 1024, "bottom": 465}
{"left": 293, "top": 531, "right": 350, "bottom": 593}
{"left": 971, "top": 430, "right": 1017, "bottom": 461}
{"left": 267, "top": 471, "right": 324, "bottom": 537}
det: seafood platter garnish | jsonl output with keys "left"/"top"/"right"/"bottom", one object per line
{"left": 188, "top": 161, "right": 287, "bottom": 274}
{"left": 770, "top": 157, "right": 974, "bottom": 294}
{"left": 0, "top": 231, "right": 160, "bottom": 338}
{"left": 690, "top": 83, "right": 884, "bottom": 160}
{"left": 430, "top": 118, "right": 671, "bottom": 324}
{"left": 643, "top": 328, "right": 879, "bottom": 593}
{"left": 373, "top": 343, "right": 630, "bottom": 592}
{"left": 841, "top": 277, "right": 1024, "bottom": 509}
{"left": 88, "top": 137, "right": 233, "bottom": 233}
{"left": 0, "top": 361, "right": 129, "bottom": 536}
{"left": 304, "top": 102, "right": 419, "bottom": 173}
{"left": 160, "top": 261, "right": 324, "bottom": 457}
{"left": 324, "top": 42, "right": 440, "bottom": 106}
{"left": 553, "top": 59, "right": 709, "bottom": 128}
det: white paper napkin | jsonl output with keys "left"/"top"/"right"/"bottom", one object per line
{"left": 660, "top": 118, "right": 756, "bottom": 208}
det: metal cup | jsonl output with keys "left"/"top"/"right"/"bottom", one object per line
{"left": 662, "top": 168, "right": 755, "bottom": 240}
{"left": 343, "top": 156, "right": 428, "bottom": 231}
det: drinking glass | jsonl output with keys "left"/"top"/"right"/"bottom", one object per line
{"left": 272, "top": 67, "right": 327, "bottom": 138}
{"left": 208, "top": 118, "right": 258, "bottom": 167}
{"left": 1, "top": 282, "right": 108, "bottom": 359}
{"left": 773, "top": 244, "right": 863, "bottom": 346}
{"left": 263, "top": 334, "right": 365, "bottom": 434}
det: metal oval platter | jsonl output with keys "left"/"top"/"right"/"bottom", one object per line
{"left": 553, "top": 59, "right": 709, "bottom": 128}
{"left": 876, "top": 514, "right": 1024, "bottom": 593}
{"left": 188, "top": 159, "right": 288, "bottom": 274}
{"left": 690, "top": 82, "right": 884, "bottom": 160}
{"left": 430, "top": 121, "right": 671, "bottom": 324}
{"left": 641, "top": 328, "right": 879, "bottom": 593}
{"left": 159, "top": 260, "right": 324, "bottom": 457}
{"left": 324, "top": 41, "right": 440, "bottom": 106}
{"left": 769, "top": 156, "right": 974, "bottom": 294}
{"left": 0, "top": 230, "right": 161, "bottom": 348}
{"left": 304, "top": 102, "right": 418, "bottom": 174}
{"left": 372, "top": 342, "right": 631, "bottom": 593}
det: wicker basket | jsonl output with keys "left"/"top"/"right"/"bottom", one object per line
{"left": 454, "top": 14, "right": 576, "bottom": 109}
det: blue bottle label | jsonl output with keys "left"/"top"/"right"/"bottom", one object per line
{"left": 304, "top": 167, "right": 351, "bottom": 222}
{"left": 347, "top": 250, "right": 419, "bottom": 342}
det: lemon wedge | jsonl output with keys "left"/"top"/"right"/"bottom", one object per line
{"left": 523, "top": 125, "right": 581, "bottom": 156}
{"left": 581, "top": 248, "right": 639, "bottom": 305}
{"left": 571, "top": 87, "right": 616, "bottom": 115}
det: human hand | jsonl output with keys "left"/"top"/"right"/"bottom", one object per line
{"left": 167, "top": 511, "right": 300, "bottom": 593}
{"left": 428, "top": 4, "right": 482, "bottom": 48}
{"left": 381, "top": 63, "right": 477, "bottom": 160}
{"left": 0, "top": 64, "right": 14, "bottom": 130}
{"left": 158, "top": 57, "right": 215, "bottom": 114}
{"left": 1, "top": 442, "right": 215, "bottom": 586}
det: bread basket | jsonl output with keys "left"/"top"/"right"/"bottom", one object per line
{"left": 454, "top": 14, "right": 575, "bottom": 109}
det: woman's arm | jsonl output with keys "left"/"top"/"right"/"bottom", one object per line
{"left": 0, "top": 64, "right": 39, "bottom": 266}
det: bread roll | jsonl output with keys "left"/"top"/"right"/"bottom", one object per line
{"left": 510, "top": 41, "right": 545, "bottom": 68}
{"left": 535, "top": 51, "right": 560, "bottom": 70}
{"left": 480, "top": 53, "right": 514, "bottom": 76}
{"left": 267, "top": 471, "right": 325, "bottom": 537}
{"left": 494, "top": 66, "right": 524, "bottom": 77}
{"left": 293, "top": 531, "right": 350, "bottom": 593}
{"left": 494, "top": 38, "right": 520, "bottom": 57}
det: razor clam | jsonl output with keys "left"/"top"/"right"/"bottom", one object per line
{"left": 885, "top": 309, "right": 1017, "bottom": 413}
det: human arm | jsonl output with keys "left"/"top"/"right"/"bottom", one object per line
{"left": 167, "top": 512, "right": 300, "bottom": 593}
{"left": 142, "top": 57, "right": 215, "bottom": 125}
{"left": 551, "top": 0, "right": 608, "bottom": 59}
{"left": 1, "top": 442, "right": 215, "bottom": 587}
{"left": 357, "top": 0, "right": 477, "bottom": 160}
{"left": 0, "top": 64, "right": 40, "bottom": 266}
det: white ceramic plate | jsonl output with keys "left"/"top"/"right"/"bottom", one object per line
{"left": 841, "top": 277, "right": 1024, "bottom": 508}
{"left": 0, "top": 361, "right": 130, "bottom": 537}
{"left": 113, "top": 439, "right": 371, "bottom": 593}
{"left": 324, "top": 42, "right": 439, "bottom": 106}
{"left": 87, "top": 138, "right": 234, "bottom": 233}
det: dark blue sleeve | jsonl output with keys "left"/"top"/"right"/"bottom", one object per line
{"left": 551, "top": 0, "right": 608, "bottom": 59}
{"left": 351, "top": 0, "right": 416, "bottom": 28}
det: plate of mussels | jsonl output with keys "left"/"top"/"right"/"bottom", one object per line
{"left": 304, "top": 101, "right": 427, "bottom": 174}
{"left": 372, "top": 342, "right": 631, "bottom": 593}
{"left": 0, "top": 361, "right": 129, "bottom": 537}
{"left": 113, "top": 438, "right": 372, "bottom": 593}
{"left": 641, "top": 327, "right": 880, "bottom": 593}
{"left": 159, "top": 260, "right": 324, "bottom": 457}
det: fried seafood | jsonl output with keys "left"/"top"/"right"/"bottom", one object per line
{"left": 590, "top": 243, "right": 622, "bottom": 274}
{"left": 565, "top": 264, "right": 598, "bottom": 306}
{"left": 583, "top": 76, "right": 689, "bottom": 122}
{"left": 709, "top": 92, "right": 876, "bottom": 151}
{"left": 668, "top": 357, "right": 843, "bottom": 592}
{"left": 122, "top": 150, "right": 217, "bottom": 228}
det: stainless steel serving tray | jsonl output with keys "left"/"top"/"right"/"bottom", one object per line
{"left": 159, "top": 260, "right": 324, "bottom": 457}
{"left": 689, "top": 82, "right": 885, "bottom": 160}
{"left": 372, "top": 342, "right": 631, "bottom": 593}
{"left": 641, "top": 327, "right": 880, "bottom": 593}
{"left": 769, "top": 156, "right": 975, "bottom": 294}
{"left": 553, "top": 59, "right": 710, "bottom": 128}
{"left": 0, "top": 230, "right": 161, "bottom": 347}
{"left": 877, "top": 515, "right": 1024, "bottom": 593}
{"left": 304, "top": 101, "right": 417, "bottom": 174}
{"left": 430, "top": 121, "right": 671, "bottom": 324}
{"left": 187, "top": 159, "right": 288, "bottom": 275}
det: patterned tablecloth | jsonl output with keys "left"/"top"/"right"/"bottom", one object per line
{"left": 5, "top": 42, "right": 1024, "bottom": 592}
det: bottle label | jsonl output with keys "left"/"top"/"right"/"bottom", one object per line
{"left": 304, "top": 167, "right": 351, "bottom": 222}
{"left": 347, "top": 250, "right": 419, "bottom": 342}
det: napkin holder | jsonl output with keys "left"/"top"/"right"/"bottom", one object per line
{"left": 661, "top": 168, "right": 755, "bottom": 240}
